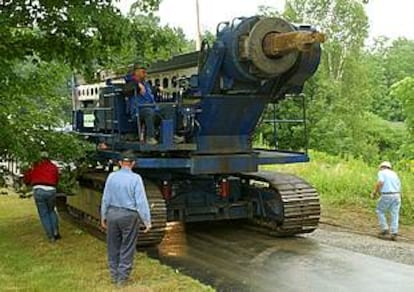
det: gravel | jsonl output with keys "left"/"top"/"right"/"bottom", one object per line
{"left": 306, "top": 226, "right": 414, "bottom": 266}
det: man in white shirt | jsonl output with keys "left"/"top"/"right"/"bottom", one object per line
{"left": 370, "top": 161, "right": 401, "bottom": 241}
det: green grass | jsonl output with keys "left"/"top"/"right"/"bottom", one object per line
{"left": 2, "top": 151, "right": 413, "bottom": 291}
{"left": 0, "top": 194, "right": 214, "bottom": 292}
{"left": 262, "top": 150, "right": 414, "bottom": 225}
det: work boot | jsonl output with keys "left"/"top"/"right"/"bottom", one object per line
{"left": 173, "top": 135, "right": 185, "bottom": 144}
{"left": 390, "top": 233, "right": 398, "bottom": 241}
{"left": 146, "top": 137, "right": 158, "bottom": 145}
{"left": 54, "top": 233, "right": 62, "bottom": 240}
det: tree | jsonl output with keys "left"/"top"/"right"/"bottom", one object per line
{"left": 391, "top": 77, "right": 414, "bottom": 136}
{"left": 364, "top": 38, "right": 396, "bottom": 121}
{"left": 0, "top": 0, "right": 160, "bottom": 163}
{"left": 389, "top": 77, "right": 414, "bottom": 164}
{"left": 0, "top": 1, "right": 137, "bottom": 74}
{"left": 383, "top": 39, "right": 414, "bottom": 87}
{"left": 126, "top": 14, "right": 192, "bottom": 64}
{"left": 0, "top": 57, "right": 94, "bottom": 162}
{"left": 284, "top": 0, "right": 368, "bottom": 81}
{"left": 367, "top": 38, "right": 414, "bottom": 122}
{"left": 267, "top": 0, "right": 374, "bottom": 159}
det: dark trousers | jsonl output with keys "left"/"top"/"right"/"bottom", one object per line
{"left": 139, "top": 107, "right": 155, "bottom": 139}
{"left": 33, "top": 188, "right": 59, "bottom": 240}
{"left": 130, "top": 97, "right": 156, "bottom": 139}
{"left": 106, "top": 207, "right": 139, "bottom": 283}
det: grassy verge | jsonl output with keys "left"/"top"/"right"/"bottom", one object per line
{"left": 0, "top": 193, "right": 213, "bottom": 292}
{"left": 262, "top": 151, "right": 414, "bottom": 226}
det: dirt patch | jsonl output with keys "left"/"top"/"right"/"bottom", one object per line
{"left": 302, "top": 204, "right": 414, "bottom": 267}
{"left": 320, "top": 204, "right": 414, "bottom": 243}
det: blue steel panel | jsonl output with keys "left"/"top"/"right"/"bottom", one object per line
{"left": 220, "top": 16, "right": 261, "bottom": 82}
{"left": 97, "top": 150, "right": 308, "bottom": 173}
{"left": 256, "top": 150, "right": 309, "bottom": 164}
{"left": 93, "top": 86, "right": 136, "bottom": 134}
{"left": 191, "top": 154, "right": 258, "bottom": 174}
{"left": 196, "top": 135, "right": 250, "bottom": 154}
{"left": 136, "top": 158, "right": 191, "bottom": 168}
{"left": 160, "top": 119, "right": 174, "bottom": 146}
{"left": 137, "top": 155, "right": 257, "bottom": 172}
{"left": 195, "top": 95, "right": 266, "bottom": 153}
{"left": 96, "top": 151, "right": 190, "bottom": 168}
{"left": 199, "top": 41, "right": 226, "bottom": 95}
{"left": 197, "top": 95, "right": 265, "bottom": 136}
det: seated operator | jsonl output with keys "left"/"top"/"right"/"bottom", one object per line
{"left": 125, "top": 63, "right": 185, "bottom": 144}
{"left": 125, "top": 63, "right": 158, "bottom": 145}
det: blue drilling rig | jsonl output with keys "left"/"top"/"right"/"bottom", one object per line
{"left": 69, "top": 16, "right": 325, "bottom": 246}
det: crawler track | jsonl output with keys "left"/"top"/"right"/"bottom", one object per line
{"left": 65, "top": 171, "right": 167, "bottom": 247}
{"left": 243, "top": 171, "right": 320, "bottom": 236}
{"left": 138, "top": 182, "right": 167, "bottom": 246}
{"left": 63, "top": 170, "right": 318, "bottom": 245}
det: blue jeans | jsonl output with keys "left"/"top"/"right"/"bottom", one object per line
{"left": 376, "top": 195, "right": 401, "bottom": 234}
{"left": 33, "top": 188, "right": 59, "bottom": 240}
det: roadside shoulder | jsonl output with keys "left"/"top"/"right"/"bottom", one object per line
{"left": 305, "top": 224, "right": 414, "bottom": 266}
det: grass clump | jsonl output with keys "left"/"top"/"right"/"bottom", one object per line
{"left": 0, "top": 193, "right": 214, "bottom": 292}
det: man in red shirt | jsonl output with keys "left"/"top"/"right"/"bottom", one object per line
{"left": 24, "top": 151, "right": 60, "bottom": 243}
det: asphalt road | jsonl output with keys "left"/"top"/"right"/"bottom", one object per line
{"left": 154, "top": 221, "right": 414, "bottom": 292}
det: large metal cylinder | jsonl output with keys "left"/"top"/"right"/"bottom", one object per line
{"left": 218, "top": 16, "right": 324, "bottom": 82}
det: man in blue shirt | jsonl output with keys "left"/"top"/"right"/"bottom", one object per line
{"left": 125, "top": 64, "right": 158, "bottom": 145}
{"left": 100, "top": 151, "right": 152, "bottom": 286}
{"left": 370, "top": 161, "right": 401, "bottom": 241}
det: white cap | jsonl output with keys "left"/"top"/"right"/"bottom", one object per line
{"left": 379, "top": 161, "right": 392, "bottom": 169}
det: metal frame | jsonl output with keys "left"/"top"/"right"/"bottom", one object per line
{"left": 262, "top": 93, "right": 308, "bottom": 154}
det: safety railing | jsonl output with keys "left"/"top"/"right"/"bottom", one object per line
{"left": 259, "top": 93, "right": 308, "bottom": 153}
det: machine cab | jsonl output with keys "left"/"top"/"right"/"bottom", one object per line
{"left": 72, "top": 74, "right": 197, "bottom": 152}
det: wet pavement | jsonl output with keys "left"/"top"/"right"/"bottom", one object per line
{"left": 152, "top": 221, "right": 414, "bottom": 292}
